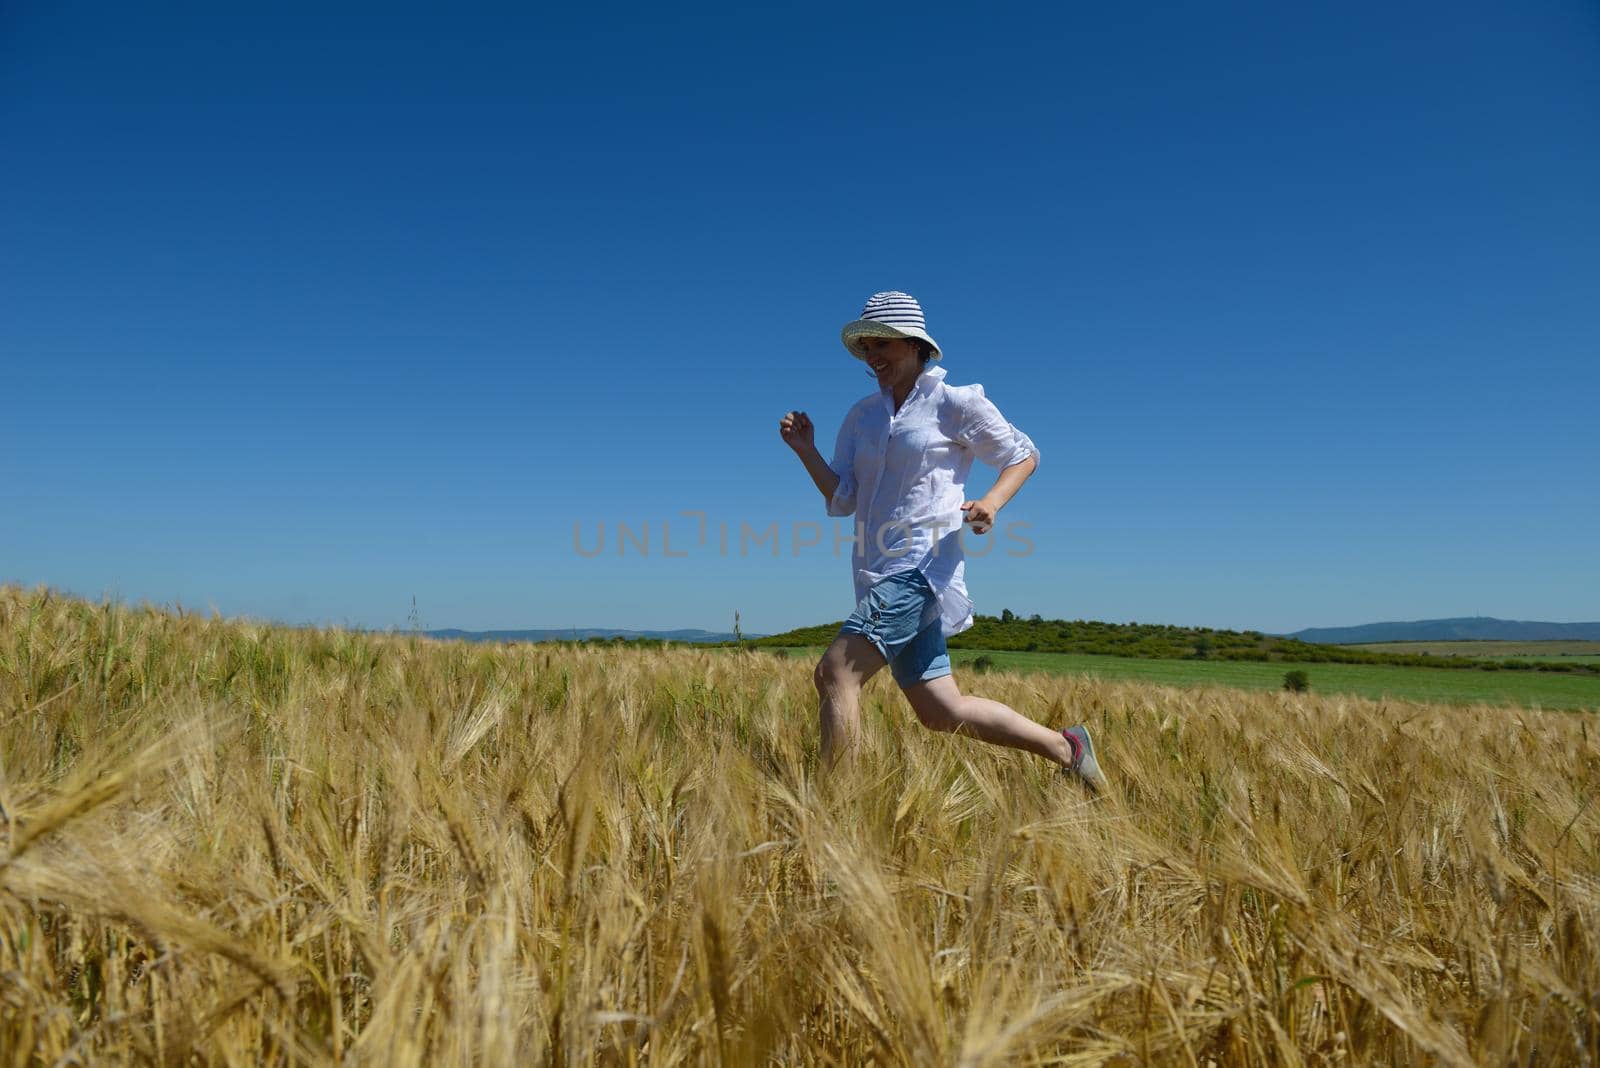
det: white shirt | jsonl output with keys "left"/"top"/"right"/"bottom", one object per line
{"left": 826, "top": 363, "right": 1040, "bottom": 636}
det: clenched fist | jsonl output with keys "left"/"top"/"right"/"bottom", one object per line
{"left": 779, "top": 410, "right": 815, "bottom": 453}
{"left": 961, "top": 497, "right": 1000, "bottom": 535}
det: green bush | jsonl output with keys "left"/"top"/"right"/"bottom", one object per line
{"left": 972, "top": 655, "right": 996, "bottom": 674}
{"left": 1283, "top": 670, "right": 1310, "bottom": 693}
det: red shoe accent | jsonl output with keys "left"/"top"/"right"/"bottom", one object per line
{"left": 1062, "top": 728, "right": 1082, "bottom": 767}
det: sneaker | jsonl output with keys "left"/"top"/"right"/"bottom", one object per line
{"left": 1061, "top": 725, "right": 1107, "bottom": 794}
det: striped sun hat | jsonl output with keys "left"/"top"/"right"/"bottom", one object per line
{"left": 840, "top": 291, "right": 943, "bottom": 362}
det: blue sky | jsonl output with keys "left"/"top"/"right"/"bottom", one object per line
{"left": 3, "top": 2, "right": 1597, "bottom": 636}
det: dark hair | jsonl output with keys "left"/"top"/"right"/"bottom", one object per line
{"left": 858, "top": 337, "right": 935, "bottom": 377}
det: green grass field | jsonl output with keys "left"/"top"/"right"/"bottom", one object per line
{"left": 759, "top": 646, "right": 1600, "bottom": 711}
{"left": 1353, "top": 640, "right": 1600, "bottom": 661}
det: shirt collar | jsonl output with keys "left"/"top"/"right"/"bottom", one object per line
{"left": 879, "top": 363, "right": 946, "bottom": 404}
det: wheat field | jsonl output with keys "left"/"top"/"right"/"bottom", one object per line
{"left": 1, "top": 585, "right": 1596, "bottom": 1065}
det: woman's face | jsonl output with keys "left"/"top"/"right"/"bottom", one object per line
{"left": 859, "top": 336, "right": 921, "bottom": 383}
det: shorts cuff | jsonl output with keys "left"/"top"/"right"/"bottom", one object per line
{"left": 839, "top": 622, "right": 891, "bottom": 666}
{"left": 900, "top": 665, "right": 951, "bottom": 687}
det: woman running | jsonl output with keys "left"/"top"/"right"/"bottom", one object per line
{"left": 779, "top": 291, "right": 1106, "bottom": 791}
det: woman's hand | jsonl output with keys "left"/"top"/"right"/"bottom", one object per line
{"left": 779, "top": 410, "right": 815, "bottom": 454}
{"left": 960, "top": 497, "right": 1000, "bottom": 535}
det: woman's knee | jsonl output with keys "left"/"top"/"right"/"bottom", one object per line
{"left": 813, "top": 656, "right": 857, "bottom": 699}
{"left": 905, "top": 680, "right": 962, "bottom": 732}
{"left": 914, "top": 705, "right": 959, "bottom": 733}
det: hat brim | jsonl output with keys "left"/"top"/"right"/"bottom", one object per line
{"left": 841, "top": 319, "right": 943, "bottom": 361}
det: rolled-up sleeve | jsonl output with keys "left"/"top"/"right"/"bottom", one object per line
{"left": 956, "top": 387, "right": 1041, "bottom": 471}
{"left": 826, "top": 413, "right": 858, "bottom": 516}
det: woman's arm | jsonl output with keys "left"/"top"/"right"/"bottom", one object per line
{"left": 953, "top": 385, "right": 1040, "bottom": 534}
{"left": 961, "top": 453, "right": 1037, "bottom": 534}
{"left": 796, "top": 440, "right": 842, "bottom": 503}
{"left": 779, "top": 410, "right": 844, "bottom": 505}
{"left": 985, "top": 452, "right": 1037, "bottom": 509}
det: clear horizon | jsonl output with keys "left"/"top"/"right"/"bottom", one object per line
{"left": 5, "top": 3, "right": 1597, "bottom": 637}
{"left": 6, "top": 580, "right": 1597, "bottom": 640}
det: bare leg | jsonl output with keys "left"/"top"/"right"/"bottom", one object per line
{"left": 812, "top": 634, "right": 886, "bottom": 769}
{"left": 901, "top": 675, "right": 1072, "bottom": 766}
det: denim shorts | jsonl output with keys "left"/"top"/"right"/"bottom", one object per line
{"left": 837, "top": 569, "right": 953, "bottom": 688}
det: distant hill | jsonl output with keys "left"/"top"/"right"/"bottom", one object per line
{"left": 746, "top": 614, "right": 1600, "bottom": 676}
{"left": 427, "top": 627, "right": 756, "bottom": 644}
{"left": 1287, "top": 617, "right": 1600, "bottom": 644}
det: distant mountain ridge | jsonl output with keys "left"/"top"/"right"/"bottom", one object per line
{"left": 426, "top": 627, "right": 756, "bottom": 644}
{"left": 1287, "top": 617, "right": 1600, "bottom": 644}
{"left": 423, "top": 618, "right": 1600, "bottom": 647}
